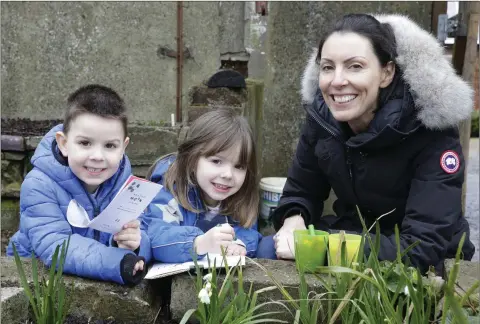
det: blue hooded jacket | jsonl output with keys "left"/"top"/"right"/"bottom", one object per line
{"left": 7, "top": 124, "right": 152, "bottom": 284}
{"left": 143, "top": 155, "right": 262, "bottom": 263}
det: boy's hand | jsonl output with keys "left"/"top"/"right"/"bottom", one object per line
{"left": 114, "top": 220, "right": 141, "bottom": 251}
{"left": 194, "top": 223, "right": 235, "bottom": 255}
{"left": 225, "top": 243, "right": 247, "bottom": 256}
{"left": 132, "top": 260, "right": 144, "bottom": 276}
{"left": 120, "top": 254, "right": 146, "bottom": 286}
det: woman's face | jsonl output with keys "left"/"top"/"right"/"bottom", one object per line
{"left": 318, "top": 32, "right": 394, "bottom": 123}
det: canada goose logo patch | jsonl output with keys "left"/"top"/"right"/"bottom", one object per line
{"left": 440, "top": 150, "right": 460, "bottom": 174}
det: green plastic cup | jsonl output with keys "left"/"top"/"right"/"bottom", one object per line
{"left": 294, "top": 229, "right": 329, "bottom": 273}
{"left": 328, "top": 233, "right": 362, "bottom": 266}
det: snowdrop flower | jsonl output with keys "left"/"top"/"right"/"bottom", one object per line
{"left": 203, "top": 273, "right": 212, "bottom": 282}
{"left": 205, "top": 282, "right": 212, "bottom": 292}
{"left": 403, "top": 285, "right": 417, "bottom": 296}
{"left": 198, "top": 288, "right": 210, "bottom": 304}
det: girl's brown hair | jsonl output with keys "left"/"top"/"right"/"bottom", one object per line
{"left": 146, "top": 108, "right": 259, "bottom": 228}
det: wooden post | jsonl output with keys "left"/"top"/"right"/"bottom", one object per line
{"left": 431, "top": 1, "right": 448, "bottom": 35}
{"left": 455, "top": 2, "right": 479, "bottom": 213}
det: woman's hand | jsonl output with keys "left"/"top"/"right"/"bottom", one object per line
{"left": 273, "top": 215, "right": 307, "bottom": 259}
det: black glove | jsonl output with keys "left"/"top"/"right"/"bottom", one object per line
{"left": 120, "top": 254, "right": 146, "bottom": 286}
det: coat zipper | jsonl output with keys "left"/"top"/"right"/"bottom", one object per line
{"left": 306, "top": 106, "right": 357, "bottom": 197}
{"left": 83, "top": 165, "right": 125, "bottom": 242}
{"left": 84, "top": 192, "right": 101, "bottom": 241}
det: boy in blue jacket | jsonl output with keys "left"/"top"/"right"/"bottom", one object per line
{"left": 7, "top": 84, "right": 151, "bottom": 285}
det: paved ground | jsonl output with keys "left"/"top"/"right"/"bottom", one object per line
{"left": 465, "top": 138, "right": 479, "bottom": 261}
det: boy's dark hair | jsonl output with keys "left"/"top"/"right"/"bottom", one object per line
{"left": 64, "top": 84, "right": 128, "bottom": 137}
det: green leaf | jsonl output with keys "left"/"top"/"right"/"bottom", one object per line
{"left": 179, "top": 309, "right": 197, "bottom": 324}
{"left": 12, "top": 244, "right": 41, "bottom": 322}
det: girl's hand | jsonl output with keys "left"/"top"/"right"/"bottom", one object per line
{"left": 225, "top": 243, "right": 247, "bottom": 256}
{"left": 194, "top": 223, "right": 235, "bottom": 255}
{"left": 114, "top": 220, "right": 142, "bottom": 251}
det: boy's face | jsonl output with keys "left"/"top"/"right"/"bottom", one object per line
{"left": 56, "top": 113, "right": 129, "bottom": 193}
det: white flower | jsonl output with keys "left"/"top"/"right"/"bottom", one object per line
{"left": 203, "top": 273, "right": 212, "bottom": 282}
{"left": 198, "top": 288, "right": 210, "bottom": 304}
{"left": 205, "top": 282, "right": 212, "bottom": 292}
{"left": 403, "top": 285, "right": 417, "bottom": 296}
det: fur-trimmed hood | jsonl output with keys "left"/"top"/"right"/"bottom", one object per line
{"left": 301, "top": 14, "right": 474, "bottom": 130}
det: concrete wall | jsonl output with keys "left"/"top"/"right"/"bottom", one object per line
{"left": 260, "top": 2, "right": 433, "bottom": 178}
{"left": 1, "top": 2, "right": 221, "bottom": 123}
{"left": 218, "top": 1, "right": 268, "bottom": 79}
{"left": 219, "top": 2, "right": 246, "bottom": 57}
{"left": 244, "top": 2, "right": 268, "bottom": 79}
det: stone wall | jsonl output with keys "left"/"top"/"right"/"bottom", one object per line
{"left": 1, "top": 256, "right": 479, "bottom": 323}
{"left": 0, "top": 2, "right": 232, "bottom": 124}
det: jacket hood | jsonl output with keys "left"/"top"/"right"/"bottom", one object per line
{"left": 301, "top": 14, "right": 474, "bottom": 130}
{"left": 149, "top": 153, "right": 205, "bottom": 211}
{"left": 149, "top": 153, "right": 177, "bottom": 183}
{"left": 31, "top": 124, "right": 130, "bottom": 197}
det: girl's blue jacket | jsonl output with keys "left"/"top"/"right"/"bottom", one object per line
{"left": 143, "top": 155, "right": 262, "bottom": 263}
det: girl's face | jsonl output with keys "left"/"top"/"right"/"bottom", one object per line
{"left": 195, "top": 143, "right": 247, "bottom": 206}
{"left": 318, "top": 32, "right": 394, "bottom": 123}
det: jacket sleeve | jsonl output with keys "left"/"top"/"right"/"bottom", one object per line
{"left": 272, "top": 114, "right": 332, "bottom": 231}
{"left": 19, "top": 176, "right": 132, "bottom": 284}
{"left": 142, "top": 187, "right": 204, "bottom": 263}
{"left": 137, "top": 228, "right": 152, "bottom": 263}
{"left": 233, "top": 221, "right": 263, "bottom": 258}
{"left": 366, "top": 129, "right": 468, "bottom": 272}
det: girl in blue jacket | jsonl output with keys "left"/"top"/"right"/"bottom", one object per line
{"left": 7, "top": 84, "right": 151, "bottom": 285}
{"left": 143, "top": 108, "right": 262, "bottom": 263}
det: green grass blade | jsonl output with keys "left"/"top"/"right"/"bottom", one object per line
{"left": 31, "top": 253, "right": 42, "bottom": 314}
{"left": 179, "top": 309, "right": 197, "bottom": 324}
{"left": 12, "top": 245, "right": 41, "bottom": 322}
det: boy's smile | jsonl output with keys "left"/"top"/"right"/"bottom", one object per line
{"left": 56, "top": 113, "right": 129, "bottom": 193}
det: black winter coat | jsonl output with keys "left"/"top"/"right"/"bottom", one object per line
{"left": 272, "top": 15, "right": 476, "bottom": 272}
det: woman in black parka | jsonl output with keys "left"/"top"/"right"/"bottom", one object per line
{"left": 256, "top": 13, "right": 475, "bottom": 273}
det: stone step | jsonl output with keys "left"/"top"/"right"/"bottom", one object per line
{"left": 0, "top": 256, "right": 163, "bottom": 324}
{"left": 1, "top": 287, "right": 29, "bottom": 323}
{"left": 2, "top": 255, "right": 479, "bottom": 323}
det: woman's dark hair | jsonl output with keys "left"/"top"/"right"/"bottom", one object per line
{"left": 316, "top": 13, "right": 397, "bottom": 66}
